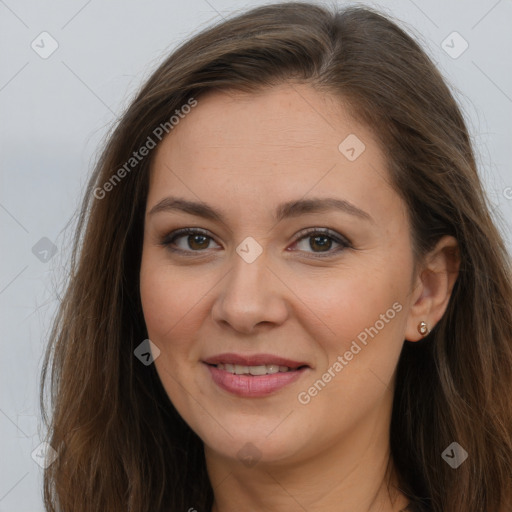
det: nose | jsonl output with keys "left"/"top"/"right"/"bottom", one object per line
{"left": 211, "top": 248, "right": 289, "bottom": 334}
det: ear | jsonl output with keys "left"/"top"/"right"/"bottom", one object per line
{"left": 405, "top": 235, "right": 460, "bottom": 342}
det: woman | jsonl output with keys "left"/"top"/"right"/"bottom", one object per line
{"left": 40, "top": 2, "right": 512, "bottom": 511}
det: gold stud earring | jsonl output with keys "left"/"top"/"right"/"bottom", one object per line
{"left": 418, "top": 321, "right": 430, "bottom": 336}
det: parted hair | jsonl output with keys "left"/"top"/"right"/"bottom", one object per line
{"left": 41, "top": 3, "right": 512, "bottom": 511}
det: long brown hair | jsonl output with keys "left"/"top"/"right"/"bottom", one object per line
{"left": 40, "top": 3, "right": 512, "bottom": 511}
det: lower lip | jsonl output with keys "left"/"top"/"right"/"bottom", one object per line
{"left": 205, "top": 363, "right": 308, "bottom": 397}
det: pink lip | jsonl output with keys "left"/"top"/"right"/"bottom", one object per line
{"left": 202, "top": 352, "right": 309, "bottom": 369}
{"left": 205, "top": 363, "right": 308, "bottom": 397}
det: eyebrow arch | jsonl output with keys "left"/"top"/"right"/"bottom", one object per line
{"left": 148, "top": 196, "right": 374, "bottom": 224}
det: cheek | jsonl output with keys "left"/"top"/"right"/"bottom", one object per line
{"left": 140, "top": 262, "right": 170, "bottom": 338}
{"left": 139, "top": 258, "right": 204, "bottom": 407}
{"left": 139, "top": 253, "right": 196, "bottom": 350}
{"left": 292, "top": 264, "right": 406, "bottom": 347}
{"left": 305, "top": 276, "right": 408, "bottom": 409}
{"left": 297, "top": 274, "right": 407, "bottom": 410}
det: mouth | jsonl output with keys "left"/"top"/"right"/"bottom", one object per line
{"left": 206, "top": 362, "right": 309, "bottom": 375}
{"left": 202, "top": 353, "right": 311, "bottom": 397}
{"left": 202, "top": 353, "right": 311, "bottom": 373}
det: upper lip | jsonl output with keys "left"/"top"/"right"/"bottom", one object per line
{"left": 203, "top": 353, "right": 310, "bottom": 369}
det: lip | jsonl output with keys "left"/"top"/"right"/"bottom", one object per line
{"left": 204, "top": 363, "right": 309, "bottom": 397}
{"left": 202, "top": 353, "right": 310, "bottom": 369}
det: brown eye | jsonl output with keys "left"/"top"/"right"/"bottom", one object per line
{"left": 161, "top": 228, "right": 219, "bottom": 253}
{"left": 291, "top": 228, "right": 351, "bottom": 257}
{"left": 309, "top": 234, "right": 333, "bottom": 252}
{"left": 187, "top": 233, "right": 210, "bottom": 250}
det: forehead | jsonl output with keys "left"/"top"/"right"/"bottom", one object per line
{"left": 148, "top": 83, "right": 399, "bottom": 226}
{"left": 158, "top": 84, "right": 365, "bottom": 159}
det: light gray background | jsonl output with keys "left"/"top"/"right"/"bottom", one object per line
{"left": 0, "top": 0, "right": 511, "bottom": 510}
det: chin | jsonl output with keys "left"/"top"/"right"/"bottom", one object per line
{"left": 204, "top": 434, "right": 303, "bottom": 467}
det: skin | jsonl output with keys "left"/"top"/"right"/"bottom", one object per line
{"left": 139, "top": 83, "right": 460, "bottom": 512}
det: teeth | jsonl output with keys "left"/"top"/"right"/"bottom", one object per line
{"left": 216, "top": 363, "right": 294, "bottom": 375}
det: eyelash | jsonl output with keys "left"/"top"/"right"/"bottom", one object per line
{"left": 159, "top": 227, "right": 352, "bottom": 258}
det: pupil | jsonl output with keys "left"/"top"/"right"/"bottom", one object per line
{"left": 311, "top": 235, "right": 331, "bottom": 252}
{"left": 186, "top": 234, "right": 332, "bottom": 252}
{"left": 190, "top": 235, "right": 208, "bottom": 249}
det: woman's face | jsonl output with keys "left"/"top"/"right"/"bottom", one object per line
{"left": 140, "top": 83, "right": 420, "bottom": 466}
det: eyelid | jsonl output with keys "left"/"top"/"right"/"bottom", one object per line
{"left": 293, "top": 227, "right": 352, "bottom": 247}
{"left": 287, "top": 227, "right": 352, "bottom": 258}
{"left": 160, "top": 226, "right": 352, "bottom": 256}
{"left": 160, "top": 227, "right": 219, "bottom": 251}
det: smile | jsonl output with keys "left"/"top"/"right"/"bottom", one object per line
{"left": 204, "top": 362, "right": 309, "bottom": 397}
{"left": 213, "top": 363, "right": 306, "bottom": 375}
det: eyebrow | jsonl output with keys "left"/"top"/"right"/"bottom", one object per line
{"left": 148, "top": 196, "right": 373, "bottom": 224}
